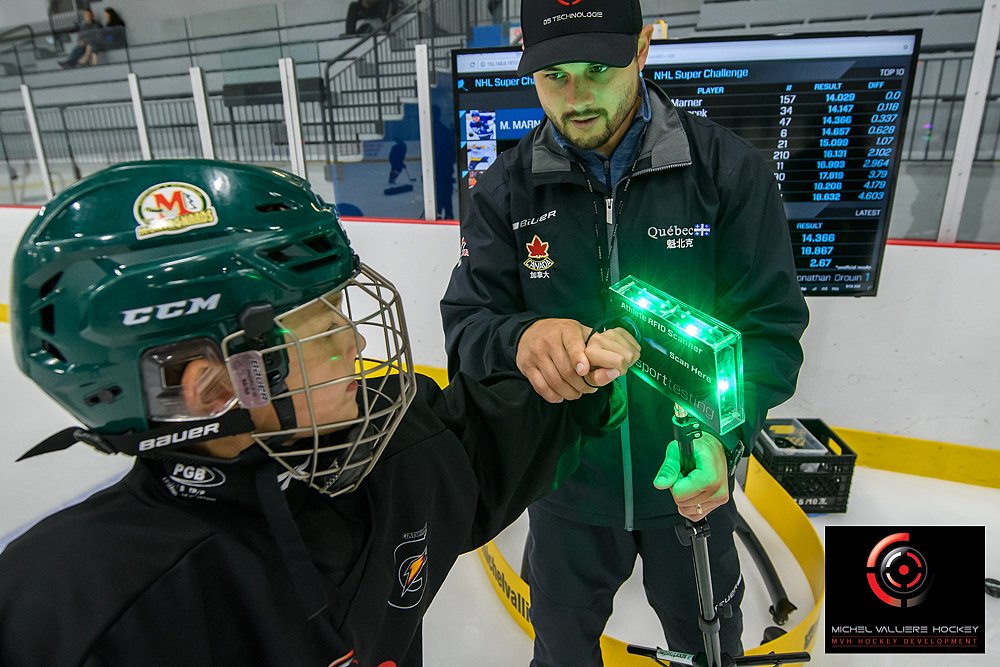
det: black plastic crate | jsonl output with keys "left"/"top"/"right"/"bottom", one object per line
{"left": 752, "top": 418, "right": 856, "bottom": 513}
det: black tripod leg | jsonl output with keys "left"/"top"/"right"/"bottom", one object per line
{"left": 734, "top": 513, "right": 797, "bottom": 625}
{"left": 681, "top": 519, "right": 721, "bottom": 667}
{"left": 673, "top": 406, "right": 723, "bottom": 667}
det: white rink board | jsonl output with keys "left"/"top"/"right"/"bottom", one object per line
{"left": 0, "top": 204, "right": 997, "bottom": 452}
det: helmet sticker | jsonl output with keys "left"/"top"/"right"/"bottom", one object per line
{"left": 133, "top": 181, "right": 219, "bottom": 239}
{"left": 227, "top": 350, "right": 272, "bottom": 409}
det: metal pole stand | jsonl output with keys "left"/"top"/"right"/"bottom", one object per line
{"left": 626, "top": 405, "right": 811, "bottom": 667}
{"left": 672, "top": 405, "right": 727, "bottom": 667}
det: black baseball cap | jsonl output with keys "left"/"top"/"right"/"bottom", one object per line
{"left": 517, "top": 0, "right": 644, "bottom": 77}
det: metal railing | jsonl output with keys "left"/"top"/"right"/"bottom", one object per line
{"left": 0, "top": 3, "right": 467, "bottom": 169}
{"left": 902, "top": 52, "right": 1000, "bottom": 161}
{"left": 324, "top": 0, "right": 463, "bottom": 161}
{"left": 2, "top": 51, "right": 994, "bottom": 170}
{"left": 2, "top": 3, "right": 997, "bottom": 204}
{"left": 0, "top": 24, "right": 46, "bottom": 79}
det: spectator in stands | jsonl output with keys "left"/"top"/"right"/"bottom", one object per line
{"left": 102, "top": 9, "right": 127, "bottom": 49}
{"left": 345, "top": 0, "right": 387, "bottom": 35}
{"left": 58, "top": 8, "right": 102, "bottom": 68}
{"left": 78, "top": 8, "right": 127, "bottom": 66}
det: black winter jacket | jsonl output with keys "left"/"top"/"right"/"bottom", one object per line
{"left": 0, "top": 373, "right": 622, "bottom": 666}
{"left": 441, "top": 82, "right": 809, "bottom": 529}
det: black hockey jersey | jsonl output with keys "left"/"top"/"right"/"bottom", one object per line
{"left": 0, "top": 373, "right": 622, "bottom": 666}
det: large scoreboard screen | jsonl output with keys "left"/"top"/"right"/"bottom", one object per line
{"left": 452, "top": 31, "right": 921, "bottom": 297}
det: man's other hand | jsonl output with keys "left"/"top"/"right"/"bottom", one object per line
{"left": 652, "top": 431, "right": 731, "bottom": 521}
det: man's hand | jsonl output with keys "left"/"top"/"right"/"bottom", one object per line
{"left": 516, "top": 319, "right": 640, "bottom": 403}
{"left": 652, "top": 431, "right": 731, "bottom": 521}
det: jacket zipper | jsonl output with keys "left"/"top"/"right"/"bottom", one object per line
{"left": 588, "top": 157, "right": 691, "bottom": 532}
{"left": 599, "top": 158, "right": 638, "bottom": 531}
{"left": 610, "top": 161, "right": 689, "bottom": 532}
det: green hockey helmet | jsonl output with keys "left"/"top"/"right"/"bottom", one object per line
{"left": 12, "top": 159, "right": 415, "bottom": 497}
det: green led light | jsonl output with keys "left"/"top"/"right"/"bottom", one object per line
{"left": 609, "top": 275, "right": 745, "bottom": 435}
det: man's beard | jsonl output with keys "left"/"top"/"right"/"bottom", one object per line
{"left": 555, "top": 77, "right": 640, "bottom": 151}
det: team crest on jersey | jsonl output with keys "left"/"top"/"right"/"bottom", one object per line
{"left": 523, "top": 234, "right": 555, "bottom": 271}
{"left": 133, "top": 181, "right": 219, "bottom": 239}
{"left": 389, "top": 524, "right": 428, "bottom": 610}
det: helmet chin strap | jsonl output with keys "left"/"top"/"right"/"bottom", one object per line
{"left": 236, "top": 301, "right": 300, "bottom": 437}
{"left": 267, "top": 377, "right": 299, "bottom": 435}
{"left": 17, "top": 410, "right": 257, "bottom": 460}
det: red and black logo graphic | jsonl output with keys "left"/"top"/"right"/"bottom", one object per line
{"left": 556, "top": 0, "right": 583, "bottom": 6}
{"left": 866, "top": 532, "right": 932, "bottom": 607}
{"left": 826, "top": 526, "right": 984, "bottom": 654}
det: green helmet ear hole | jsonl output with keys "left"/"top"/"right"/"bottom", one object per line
{"left": 39, "top": 272, "right": 63, "bottom": 298}
{"left": 257, "top": 232, "right": 348, "bottom": 274}
{"left": 255, "top": 202, "right": 291, "bottom": 213}
{"left": 84, "top": 386, "right": 123, "bottom": 406}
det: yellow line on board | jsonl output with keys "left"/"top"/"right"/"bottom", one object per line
{"left": 0, "top": 313, "right": 990, "bottom": 491}
{"left": 834, "top": 426, "right": 1000, "bottom": 489}
{"left": 413, "top": 365, "right": 449, "bottom": 388}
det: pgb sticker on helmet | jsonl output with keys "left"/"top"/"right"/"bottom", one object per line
{"left": 133, "top": 181, "right": 219, "bottom": 239}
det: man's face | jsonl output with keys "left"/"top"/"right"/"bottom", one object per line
{"left": 533, "top": 60, "right": 641, "bottom": 156}
{"left": 531, "top": 27, "right": 653, "bottom": 156}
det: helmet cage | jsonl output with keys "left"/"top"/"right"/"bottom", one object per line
{"left": 223, "top": 262, "right": 416, "bottom": 498}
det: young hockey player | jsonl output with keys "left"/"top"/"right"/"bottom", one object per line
{"left": 0, "top": 159, "right": 639, "bottom": 666}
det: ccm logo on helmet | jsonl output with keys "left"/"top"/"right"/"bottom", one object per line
{"left": 122, "top": 294, "right": 221, "bottom": 326}
{"left": 139, "top": 423, "right": 221, "bottom": 451}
